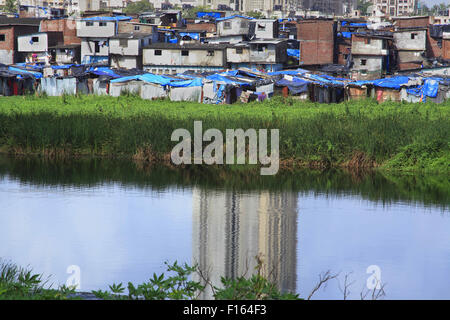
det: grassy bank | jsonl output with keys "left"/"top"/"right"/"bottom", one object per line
{"left": 0, "top": 95, "right": 448, "bottom": 173}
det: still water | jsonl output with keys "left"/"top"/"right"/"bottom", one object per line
{"left": 0, "top": 156, "right": 449, "bottom": 299}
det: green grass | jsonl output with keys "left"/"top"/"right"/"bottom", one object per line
{"left": 0, "top": 95, "right": 448, "bottom": 172}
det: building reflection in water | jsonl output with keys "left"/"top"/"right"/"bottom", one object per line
{"left": 192, "top": 187, "right": 298, "bottom": 299}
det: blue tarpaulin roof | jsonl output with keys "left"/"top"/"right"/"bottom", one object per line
{"left": 216, "top": 15, "right": 254, "bottom": 21}
{"left": 275, "top": 77, "right": 309, "bottom": 94}
{"left": 349, "top": 76, "right": 411, "bottom": 89}
{"left": 372, "top": 77, "right": 410, "bottom": 89}
{"left": 88, "top": 67, "right": 122, "bottom": 78}
{"left": 406, "top": 78, "right": 440, "bottom": 102}
{"left": 8, "top": 67, "right": 42, "bottom": 79}
{"left": 111, "top": 73, "right": 203, "bottom": 87}
{"left": 179, "top": 32, "right": 200, "bottom": 40}
{"left": 82, "top": 16, "right": 132, "bottom": 21}
{"left": 339, "top": 31, "right": 352, "bottom": 38}
{"left": 268, "top": 69, "right": 308, "bottom": 76}
{"left": 287, "top": 49, "right": 300, "bottom": 59}
{"left": 169, "top": 77, "right": 203, "bottom": 87}
{"left": 52, "top": 64, "right": 79, "bottom": 70}
{"left": 197, "top": 12, "right": 222, "bottom": 19}
{"left": 304, "top": 73, "right": 348, "bottom": 87}
{"left": 341, "top": 21, "right": 367, "bottom": 27}
{"left": 15, "top": 63, "right": 44, "bottom": 70}
{"left": 206, "top": 73, "right": 248, "bottom": 85}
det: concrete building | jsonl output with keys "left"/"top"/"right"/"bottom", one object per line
{"left": 109, "top": 33, "right": 152, "bottom": 69}
{"left": 351, "top": 33, "right": 390, "bottom": 80}
{"left": 227, "top": 39, "right": 287, "bottom": 72}
{"left": 143, "top": 43, "right": 228, "bottom": 74}
{"left": 17, "top": 31, "right": 64, "bottom": 64}
{"left": 249, "top": 19, "right": 279, "bottom": 39}
{"left": 77, "top": 16, "right": 129, "bottom": 64}
{"left": 80, "top": 38, "right": 110, "bottom": 64}
{"left": 50, "top": 44, "right": 81, "bottom": 64}
{"left": 191, "top": 188, "right": 298, "bottom": 299}
{"left": 117, "top": 21, "right": 157, "bottom": 35}
{"left": 301, "top": 0, "right": 357, "bottom": 16}
{"left": 69, "top": 0, "right": 101, "bottom": 14}
{"left": 391, "top": 16, "right": 447, "bottom": 61}
{"left": 0, "top": 18, "right": 41, "bottom": 65}
{"left": 139, "top": 10, "right": 183, "bottom": 27}
{"left": 433, "top": 10, "right": 450, "bottom": 25}
{"left": 370, "top": 0, "right": 417, "bottom": 17}
{"left": 393, "top": 28, "right": 427, "bottom": 70}
{"left": 216, "top": 15, "right": 252, "bottom": 37}
{"left": 19, "top": 5, "right": 66, "bottom": 19}
{"left": 77, "top": 18, "right": 117, "bottom": 38}
{"left": 207, "top": 34, "right": 247, "bottom": 44}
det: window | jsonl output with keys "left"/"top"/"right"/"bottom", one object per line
{"left": 181, "top": 50, "right": 189, "bottom": 56}
{"left": 224, "top": 22, "right": 231, "bottom": 29}
{"left": 94, "top": 41, "right": 100, "bottom": 53}
{"left": 361, "top": 59, "right": 367, "bottom": 66}
{"left": 0, "top": 34, "right": 5, "bottom": 41}
{"left": 154, "top": 49, "right": 162, "bottom": 56}
{"left": 207, "top": 50, "right": 214, "bottom": 56}
{"left": 99, "top": 22, "right": 107, "bottom": 27}
{"left": 32, "top": 36, "right": 39, "bottom": 43}
{"left": 411, "top": 33, "right": 417, "bottom": 40}
{"left": 86, "top": 21, "right": 94, "bottom": 26}
{"left": 236, "top": 47, "right": 243, "bottom": 54}
{"left": 134, "top": 26, "right": 140, "bottom": 31}
{"left": 257, "top": 44, "right": 266, "bottom": 52}
{"left": 119, "top": 39, "right": 128, "bottom": 47}
{"left": 366, "top": 38, "right": 371, "bottom": 44}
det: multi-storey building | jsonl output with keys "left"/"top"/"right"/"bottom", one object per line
{"left": 370, "top": 0, "right": 417, "bottom": 17}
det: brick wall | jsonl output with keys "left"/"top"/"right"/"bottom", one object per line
{"left": 444, "top": 39, "right": 450, "bottom": 60}
{"left": 0, "top": 26, "right": 15, "bottom": 51}
{"left": 393, "top": 17, "right": 430, "bottom": 28}
{"left": 40, "top": 19, "right": 81, "bottom": 45}
{"left": 297, "top": 20, "right": 335, "bottom": 65}
{"left": 186, "top": 23, "right": 216, "bottom": 33}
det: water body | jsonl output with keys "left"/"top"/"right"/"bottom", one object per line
{"left": 0, "top": 156, "right": 448, "bottom": 299}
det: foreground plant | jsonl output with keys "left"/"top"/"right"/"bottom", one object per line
{"left": 0, "top": 260, "right": 77, "bottom": 300}
{"left": 93, "top": 257, "right": 301, "bottom": 300}
{"left": 92, "top": 261, "right": 205, "bottom": 300}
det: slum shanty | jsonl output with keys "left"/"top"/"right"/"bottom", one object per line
{"left": 0, "top": 1, "right": 448, "bottom": 103}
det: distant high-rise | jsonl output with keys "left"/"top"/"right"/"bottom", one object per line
{"left": 370, "top": 0, "right": 417, "bottom": 16}
{"left": 301, "top": 0, "right": 357, "bottom": 15}
{"left": 192, "top": 188, "right": 298, "bottom": 299}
